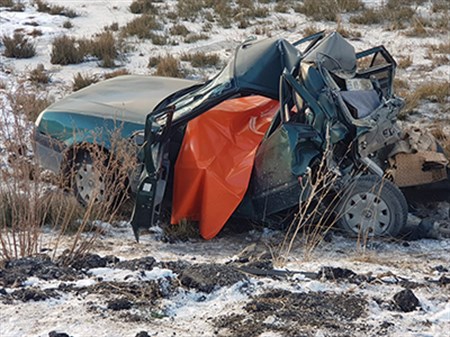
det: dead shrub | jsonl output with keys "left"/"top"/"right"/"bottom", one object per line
{"left": 403, "top": 17, "right": 429, "bottom": 37}
{"left": 275, "top": 147, "right": 344, "bottom": 264}
{"left": 63, "top": 20, "right": 73, "bottom": 29}
{"left": 350, "top": 8, "right": 382, "bottom": 25}
{"left": 253, "top": 6, "right": 269, "bottom": 18}
{"left": 28, "top": 29, "right": 43, "bottom": 37}
{"left": 129, "top": 0, "right": 157, "bottom": 14}
{"left": 0, "top": 0, "right": 14, "bottom": 6}
{"left": 428, "top": 42, "right": 450, "bottom": 54}
{"left": 181, "top": 51, "right": 220, "bottom": 68}
{"left": 394, "top": 78, "right": 409, "bottom": 93}
{"left": 336, "top": 23, "right": 362, "bottom": 39}
{"left": 35, "top": 0, "right": 77, "bottom": 18}
{"left": 104, "top": 69, "right": 130, "bottom": 80}
{"left": 151, "top": 33, "right": 169, "bottom": 46}
{"left": 350, "top": 0, "right": 415, "bottom": 28}
{"left": 397, "top": 55, "right": 413, "bottom": 69}
{"left": 121, "top": 14, "right": 161, "bottom": 39}
{"left": 274, "top": 1, "right": 290, "bottom": 13}
{"left": 72, "top": 73, "right": 99, "bottom": 92}
{"left": 105, "top": 22, "right": 119, "bottom": 32}
{"left": 155, "top": 55, "right": 183, "bottom": 78}
{"left": 303, "top": 25, "right": 321, "bottom": 37}
{"left": 90, "top": 31, "right": 118, "bottom": 68}
{"left": 170, "top": 24, "right": 190, "bottom": 36}
{"left": 2, "top": 33, "right": 36, "bottom": 59}
{"left": 402, "top": 82, "right": 450, "bottom": 116}
{"left": 184, "top": 33, "right": 209, "bottom": 44}
{"left": 29, "top": 64, "right": 50, "bottom": 84}
{"left": 296, "top": 0, "right": 364, "bottom": 21}
{"left": 148, "top": 55, "right": 161, "bottom": 68}
{"left": 432, "top": 0, "right": 448, "bottom": 12}
{"left": 163, "top": 219, "right": 200, "bottom": 241}
{"left": 176, "top": 0, "right": 205, "bottom": 20}
{"left": 0, "top": 109, "right": 136, "bottom": 261}
{"left": 50, "top": 35, "right": 85, "bottom": 65}
{"left": 1, "top": 0, "right": 24, "bottom": 11}
{"left": 7, "top": 85, "right": 52, "bottom": 121}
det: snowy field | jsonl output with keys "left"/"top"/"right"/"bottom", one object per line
{"left": 0, "top": 0, "right": 449, "bottom": 336}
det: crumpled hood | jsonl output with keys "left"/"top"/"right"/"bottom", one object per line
{"left": 40, "top": 75, "right": 197, "bottom": 124}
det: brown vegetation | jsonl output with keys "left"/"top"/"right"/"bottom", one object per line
{"left": 181, "top": 52, "right": 220, "bottom": 68}
{"left": 296, "top": 0, "right": 364, "bottom": 22}
{"left": 2, "top": 33, "right": 36, "bottom": 59}
{"left": 35, "top": 0, "right": 77, "bottom": 18}
{"left": 72, "top": 73, "right": 99, "bottom": 92}
{"left": 154, "top": 55, "right": 183, "bottom": 78}
{"left": 29, "top": 64, "right": 50, "bottom": 84}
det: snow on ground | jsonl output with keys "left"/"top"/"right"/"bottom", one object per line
{"left": 0, "top": 1, "right": 449, "bottom": 337}
{"left": 1, "top": 224, "right": 450, "bottom": 337}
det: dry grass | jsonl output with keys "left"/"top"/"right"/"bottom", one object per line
{"left": 148, "top": 55, "right": 161, "bottom": 68}
{"left": 163, "top": 219, "right": 200, "bottom": 241}
{"left": 90, "top": 31, "right": 118, "bottom": 68}
{"left": 63, "top": 20, "right": 73, "bottom": 29}
{"left": 0, "top": 105, "right": 138, "bottom": 261}
{"left": 154, "top": 55, "right": 183, "bottom": 78}
{"left": 7, "top": 85, "right": 52, "bottom": 121}
{"left": 0, "top": 0, "right": 24, "bottom": 11}
{"left": 432, "top": 0, "right": 449, "bottom": 12}
{"left": 72, "top": 73, "right": 99, "bottom": 92}
{"left": 397, "top": 55, "right": 413, "bottom": 69}
{"left": 129, "top": 0, "right": 158, "bottom": 15}
{"left": 303, "top": 25, "right": 321, "bottom": 37}
{"left": 29, "top": 64, "right": 50, "bottom": 84}
{"left": 105, "top": 22, "right": 119, "bottom": 32}
{"left": 428, "top": 42, "right": 450, "bottom": 54}
{"left": 50, "top": 35, "right": 85, "bottom": 65}
{"left": 169, "top": 24, "right": 190, "bottom": 36}
{"left": 401, "top": 82, "right": 450, "bottom": 116}
{"left": 121, "top": 14, "right": 161, "bottom": 39}
{"left": 350, "top": 0, "right": 415, "bottom": 28}
{"left": 181, "top": 51, "right": 220, "bottom": 68}
{"left": 403, "top": 16, "right": 429, "bottom": 37}
{"left": 184, "top": 33, "right": 209, "bottom": 44}
{"left": 336, "top": 22, "right": 362, "bottom": 39}
{"left": 2, "top": 33, "right": 36, "bottom": 59}
{"left": 296, "top": 0, "right": 364, "bottom": 22}
{"left": 275, "top": 148, "right": 345, "bottom": 264}
{"left": 104, "top": 69, "right": 130, "bottom": 80}
{"left": 51, "top": 33, "right": 120, "bottom": 67}
{"left": 151, "top": 33, "right": 169, "bottom": 46}
{"left": 35, "top": 0, "right": 77, "bottom": 18}
{"left": 430, "top": 125, "right": 450, "bottom": 158}
{"left": 28, "top": 28, "right": 43, "bottom": 37}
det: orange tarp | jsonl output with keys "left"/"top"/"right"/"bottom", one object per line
{"left": 171, "top": 96, "right": 279, "bottom": 239}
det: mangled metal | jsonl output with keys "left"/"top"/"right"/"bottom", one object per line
{"left": 131, "top": 31, "right": 450, "bottom": 240}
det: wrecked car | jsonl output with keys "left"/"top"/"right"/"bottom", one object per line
{"left": 33, "top": 32, "right": 449, "bottom": 239}
{"left": 130, "top": 31, "right": 450, "bottom": 240}
{"left": 34, "top": 75, "right": 196, "bottom": 204}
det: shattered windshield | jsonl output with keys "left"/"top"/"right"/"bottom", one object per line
{"left": 169, "top": 62, "right": 235, "bottom": 122}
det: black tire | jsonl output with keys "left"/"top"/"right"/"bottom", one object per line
{"left": 337, "top": 175, "right": 408, "bottom": 238}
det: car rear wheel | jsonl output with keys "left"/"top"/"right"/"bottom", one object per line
{"left": 72, "top": 149, "right": 106, "bottom": 206}
{"left": 337, "top": 175, "right": 408, "bottom": 237}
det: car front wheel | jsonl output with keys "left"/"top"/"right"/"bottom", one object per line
{"left": 337, "top": 175, "right": 408, "bottom": 237}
